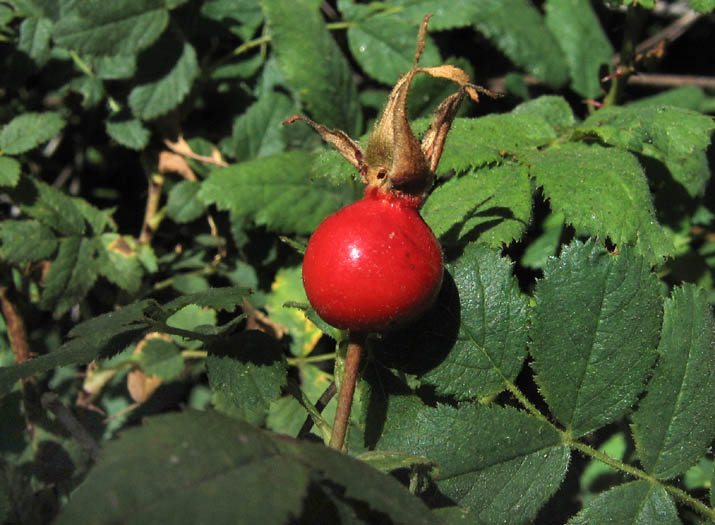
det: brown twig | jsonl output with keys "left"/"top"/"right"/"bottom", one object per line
{"left": 611, "top": 10, "right": 702, "bottom": 65}
{"left": 138, "top": 174, "right": 164, "bottom": 245}
{"left": 163, "top": 137, "right": 228, "bottom": 167}
{"left": 627, "top": 73, "right": 715, "bottom": 89}
{"left": 329, "top": 332, "right": 365, "bottom": 451}
{"left": 0, "top": 287, "right": 32, "bottom": 372}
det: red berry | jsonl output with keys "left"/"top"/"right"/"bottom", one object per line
{"left": 302, "top": 191, "right": 443, "bottom": 333}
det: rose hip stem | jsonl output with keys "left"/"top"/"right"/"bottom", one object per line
{"left": 329, "top": 331, "right": 365, "bottom": 450}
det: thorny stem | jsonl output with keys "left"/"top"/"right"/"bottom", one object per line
{"left": 329, "top": 331, "right": 365, "bottom": 451}
{"left": 504, "top": 377, "right": 715, "bottom": 521}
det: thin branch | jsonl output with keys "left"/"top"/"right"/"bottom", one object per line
{"left": 329, "top": 332, "right": 365, "bottom": 451}
{"left": 627, "top": 73, "right": 715, "bottom": 89}
{"left": 612, "top": 10, "right": 702, "bottom": 65}
{"left": 138, "top": 174, "right": 164, "bottom": 245}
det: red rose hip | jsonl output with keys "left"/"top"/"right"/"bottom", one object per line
{"left": 302, "top": 190, "right": 443, "bottom": 333}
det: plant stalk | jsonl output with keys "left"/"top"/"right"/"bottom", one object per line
{"left": 329, "top": 331, "right": 365, "bottom": 451}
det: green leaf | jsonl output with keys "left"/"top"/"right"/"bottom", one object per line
{"left": 262, "top": 0, "right": 360, "bottom": 135}
{"left": 265, "top": 266, "right": 322, "bottom": 357}
{"left": 472, "top": 0, "right": 568, "bottom": 86}
{"left": 347, "top": 15, "right": 441, "bottom": 85}
{"left": 512, "top": 95, "right": 576, "bottom": 130}
{"left": 527, "top": 142, "right": 674, "bottom": 264}
{"left": 8, "top": 175, "right": 86, "bottom": 236}
{"left": 56, "top": 410, "right": 436, "bottom": 525}
{"left": 230, "top": 90, "right": 295, "bottom": 161}
{"left": 0, "top": 112, "right": 65, "bottom": 155}
{"left": 688, "top": 0, "right": 715, "bottom": 13}
{"left": 71, "top": 299, "right": 154, "bottom": 344}
{"left": 384, "top": 0, "right": 481, "bottom": 30}
{"left": 0, "top": 300, "right": 153, "bottom": 394}
{"left": 417, "top": 244, "right": 529, "bottom": 398}
{"left": 68, "top": 76, "right": 106, "bottom": 108}
{"left": 521, "top": 212, "right": 564, "bottom": 270}
{"left": 166, "top": 180, "right": 204, "bottom": 224}
{"left": 423, "top": 163, "right": 532, "bottom": 248}
{"left": 630, "top": 284, "right": 715, "bottom": 480}
{"left": 199, "top": 151, "right": 357, "bottom": 235}
{"left": 138, "top": 338, "right": 183, "bottom": 380}
{"left": 94, "top": 54, "right": 137, "bottom": 79}
{"left": 626, "top": 86, "right": 708, "bottom": 112}
{"left": 0, "top": 220, "right": 57, "bottom": 264}
{"left": 544, "top": 0, "right": 613, "bottom": 99}
{"left": 581, "top": 105, "right": 715, "bottom": 197}
{"left": 0, "top": 157, "right": 20, "bottom": 187}
{"left": 207, "top": 331, "right": 287, "bottom": 425}
{"left": 378, "top": 399, "right": 569, "bottom": 523}
{"left": 96, "top": 233, "right": 143, "bottom": 294}
{"left": 437, "top": 114, "right": 556, "bottom": 176}
{"left": 128, "top": 40, "right": 199, "bottom": 120}
{"left": 105, "top": 116, "right": 151, "bottom": 150}
{"left": 53, "top": 0, "right": 169, "bottom": 56}
{"left": 567, "top": 481, "right": 680, "bottom": 524}
{"left": 579, "top": 431, "right": 627, "bottom": 501}
{"left": 162, "top": 286, "right": 249, "bottom": 315}
{"left": 41, "top": 236, "right": 98, "bottom": 315}
{"left": 18, "top": 17, "right": 53, "bottom": 67}
{"left": 530, "top": 240, "right": 663, "bottom": 437}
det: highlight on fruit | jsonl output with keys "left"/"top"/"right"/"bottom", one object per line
{"left": 286, "top": 15, "right": 487, "bottom": 333}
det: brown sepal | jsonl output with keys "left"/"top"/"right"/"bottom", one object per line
{"left": 285, "top": 14, "right": 494, "bottom": 205}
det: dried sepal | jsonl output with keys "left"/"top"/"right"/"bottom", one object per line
{"left": 283, "top": 115, "right": 365, "bottom": 172}
{"left": 285, "top": 14, "right": 494, "bottom": 204}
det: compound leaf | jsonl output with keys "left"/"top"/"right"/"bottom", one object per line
{"left": 207, "top": 331, "right": 287, "bottom": 426}
{"left": 8, "top": 175, "right": 85, "bottom": 236}
{"left": 128, "top": 40, "right": 199, "bottom": 121}
{"left": 512, "top": 95, "right": 576, "bottom": 130}
{"left": 631, "top": 284, "right": 715, "bottom": 480}
{"left": 378, "top": 398, "right": 569, "bottom": 524}
{"left": 0, "top": 157, "right": 21, "bottom": 187}
{"left": 41, "top": 236, "right": 97, "bottom": 315}
{"left": 567, "top": 481, "right": 680, "bottom": 525}
{"left": 96, "top": 233, "right": 144, "bottom": 294}
{"left": 0, "top": 300, "right": 154, "bottom": 394}
{"left": 419, "top": 244, "right": 529, "bottom": 399}
{"left": 347, "top": 14, "right": 441, "bottom": 85}
{"left": 0, "top": 112, "right": 65, "bottom": 155}
{"left": 0, "top": 220, "right": 57, "bottom": 264}
{"left": 56, "top": 409, "right": 436, "bottom": 525}
{"left": 230, "top": 90, "right": 295, "bottom": 161}
{"left": 544, "top": 0, "right": 613, "bottom": 99}
{"left": 262, "top": 0, "right": 360, "bottom": 135}
{"left": 138, "top": 338, "right": 183, "bottom": 381}
{"left": 527, "top": 142, "right": 674, "bottom": 264}
{"left": 581, "top": 105, "right": 715, "bottom": 197}
{"left": 530, "top": 240, "right": 663, "bottom": 437}
{"left": 166, "top": 181, "right": 204, "bottom": 224}
{"left": 471, "top": 0, "right": 568, "bottom": 86}
{"left": 53, "top": 0, "right": 168, "bottom": 56}
{"left": 423, "top": 163, "right": 532, "bottom": 248}
{"left": 199, "top": 151, "right": 358, "bottom": 235}
{"left": 105, "top": 117, "right": 151, "bottom": 150}
{"left": 162, "top": 286, "right": 250, "bottom": 315}
{"left": 437, "top": 114, "right": 556, "bottom": 176}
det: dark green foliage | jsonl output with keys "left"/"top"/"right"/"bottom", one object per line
{"left": 0, "top": 1, "right": 714, "bottom": 524}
